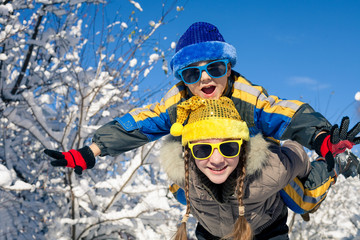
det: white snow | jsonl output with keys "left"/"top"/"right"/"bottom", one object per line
{"left": 355, "top": 91, "right": 360, "bottom": 101}
{"left": 148, "top": 53, "right": 159, "bottom": 64}
{"left": 0, "top": 53, "right": 8, "bottom": 60}
{"left": 132, "top": 85, "right": 139, "bottom": 91}
{"left": 0, "top": 4, "right": 13, "bottom": 16}
{"left": 0, "top": 165, "right": 34, "bottom": 190}
{"left": 149, "top": 20, "right": 156, "bottom": 27}
{"left": 121, "top": 22, "right": 128, "bottom": 29}
{"left": 0, "top": 165, "right": 12, "bottom": 187}
{"left": 6, "top": 180, "right": 34, "bottom": 191}
{"left": 129, "top": 0, "right": 143, "bottom": 12}
{"left": 129, "top": 58, "right": 137, "bottom": 67}
{"left": 144, "top": 68, "right": 150, "bottom": 77}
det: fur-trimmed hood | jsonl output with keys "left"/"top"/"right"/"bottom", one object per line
{"left": 159, "top": 134, "right": 270, "bottom": 185}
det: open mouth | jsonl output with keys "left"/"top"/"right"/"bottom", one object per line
{"left": 201, "top": 86, "right": 216, "bottom": 95}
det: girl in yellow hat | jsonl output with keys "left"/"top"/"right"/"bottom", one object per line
{"left": 161, "top": 96, "right": 325, "bottom": 240}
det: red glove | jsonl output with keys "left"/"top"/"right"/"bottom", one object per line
{"left": 44, "top": 146, "right": 95, "bottom": 175}
{"left": 314, "top": 117, "right": 360, "bottom": 172}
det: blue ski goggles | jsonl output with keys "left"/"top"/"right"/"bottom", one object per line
{"left": 176, "top": 59, "right": 229, "bottom": 85}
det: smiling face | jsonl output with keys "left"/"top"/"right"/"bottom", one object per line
{"left": 185, "top": 60, "right": 231, "bottom": 99}
{"left": 192, "top": 138, "right": 240, "bottom": 184}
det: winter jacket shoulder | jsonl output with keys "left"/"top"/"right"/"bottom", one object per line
{"left": 230, "top": 72, "right": 331, "bottom": 149}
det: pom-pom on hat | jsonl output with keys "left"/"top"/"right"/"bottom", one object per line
{"left": 170, "top": 96, "right": 250, "bottom": 145}
{"left": 170, "top": 22, "right": 237, "bottom": 79}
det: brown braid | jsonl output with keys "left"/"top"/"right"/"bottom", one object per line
{"left": 173, "top": 147, "right": 191, "bottom": 240}
{"left": 224, "top": 141, "right": 253, "bottom": 240}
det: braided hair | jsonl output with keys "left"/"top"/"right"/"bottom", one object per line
{"left": 224, "top": 140, "right": 252, "bottom": 240}
{"left": 173, "top": 141, "right": 252, "bottom": 240}
{"left": 173, "top": 147, "right": 191, "bottom": 240}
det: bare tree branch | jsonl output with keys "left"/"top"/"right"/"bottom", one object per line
{"left": 11, "top": 7, "right": 45, "bottom": 95}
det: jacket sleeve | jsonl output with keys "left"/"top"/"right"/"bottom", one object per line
{"left": 92, "top": 120, "right": 151, "bottom": 156}
{"left": 280, "top": 160, "right": 334, "bottom": 214}
{"left": 92, "top": 82, "right": 186, "bottom": 156}
{"left": 253, "top": 90, "right": 331, "bottom": 149}
{"left": 231, "top": 75, "right": 331, "bottom": 149}
{"left": 280, "top": 104, "right": 332, "bottom": 149}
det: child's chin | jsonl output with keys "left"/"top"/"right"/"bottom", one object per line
{"left": 207, "top": 175, "right": 228, "bottom": 184}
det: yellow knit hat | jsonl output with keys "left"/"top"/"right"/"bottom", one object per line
{"left": 170, "top": 96, "right": 250, "bottom": 145}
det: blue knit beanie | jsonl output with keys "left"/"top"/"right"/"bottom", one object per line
{"left": 170, "top": 22, "right": 237, "bottom": 79}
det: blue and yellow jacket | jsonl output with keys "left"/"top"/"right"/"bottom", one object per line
{"left": 93, "top": 71, "right": 333, "bottom": 214}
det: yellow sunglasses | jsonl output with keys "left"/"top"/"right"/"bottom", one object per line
{"left": 188, "top": 139, "right": 243, "bottom": 160}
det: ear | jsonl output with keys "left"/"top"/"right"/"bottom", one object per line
{"left": 227, "top": 63, "right": 231, "bottom": 77}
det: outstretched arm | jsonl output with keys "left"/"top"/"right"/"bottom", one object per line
{"left": 313, "top": 117, "right": 360, "bottom": 173}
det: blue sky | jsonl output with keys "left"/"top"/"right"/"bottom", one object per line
{"left": 112, "top": 0, "right": 360, "bottom": 125}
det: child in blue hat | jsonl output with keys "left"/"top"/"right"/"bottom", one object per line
{"left": 44, "top": 22, "right": 360, "bottom": 236}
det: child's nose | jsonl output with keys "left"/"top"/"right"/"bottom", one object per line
{"left": 200, "top": 70, "right": 211, "bottom": 81}
{"left": 209, "top": 148, "right": 225, "bottom": 164}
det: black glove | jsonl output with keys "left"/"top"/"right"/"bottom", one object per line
{"left": 44, "top": 146, "right": 95, "bottom": 175}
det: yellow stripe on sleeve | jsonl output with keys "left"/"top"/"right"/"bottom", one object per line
{"left": 232, "top": 76, "right": 304, "bottom": 119}
{"left": 283, "top": 177, "right": 332, "bottom": 212}
{"left": 129, "top": 82, "right": 186, "bottom": 122}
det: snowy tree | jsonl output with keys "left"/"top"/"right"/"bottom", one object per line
{"left": 0, "top": 0, "right": 186, "bottom": 239}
